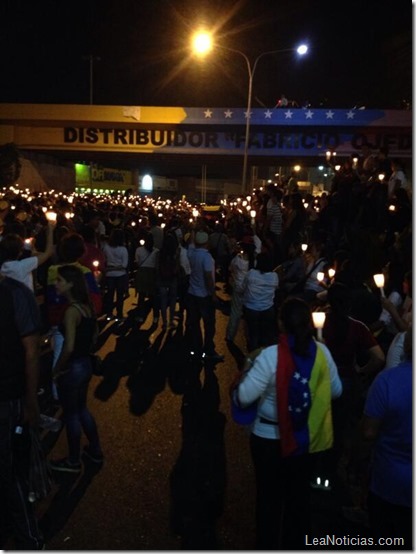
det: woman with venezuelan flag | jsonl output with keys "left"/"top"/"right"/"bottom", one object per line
{"left": 235, "top": 297, "right": 342, "bottom": 549}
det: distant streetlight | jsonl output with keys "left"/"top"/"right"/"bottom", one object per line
{"left": 82, "top": 54, "right": 101, "bottom": 105}
{"left": 191, "top": 31, "right": 308, "bottom": 194}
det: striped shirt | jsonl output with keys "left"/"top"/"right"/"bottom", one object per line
{"left": 266, "top": 199, "right": 282, "bottom": 236}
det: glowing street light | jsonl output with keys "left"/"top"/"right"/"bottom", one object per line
{"left": 191, "top": 31, "right": 308, "bottom": 194}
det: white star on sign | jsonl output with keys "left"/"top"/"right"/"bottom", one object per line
{"left": 326, "top": 110, "right": 334, "bottom": 119}
{"left": 301, "top": 378, "right": 308, "bottom": 385}
{"left": 305, "top": 110, "right": 314, "bottom": 119}
{"left": 264, "top": 110, "right": 273, "bottom": 119}
{"left": 224, "top": 109, "right": 233, "bottom": 118}
{"left": 204, "top": 109, "right": 213, "bottom": 118}
{"left": 346, "top": 110, "right": 355, "bottom": 119}
{"left": 295, "top": 408, "right": 302, "bottom": 413}
{"left": 244, "top": 110, "right": 252, "bottom": 119}
{"left": 294, "top": 372, "right": 301, "bottom": 380}
{"left": 284, "top": 110, "right": 293, "bottom": 119}
{"left": 303, "top": 392, "right": 309, "bottom": 398}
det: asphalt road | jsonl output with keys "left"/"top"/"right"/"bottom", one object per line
{"left": 34, "top": 285, "right": 370, "bottom": 550}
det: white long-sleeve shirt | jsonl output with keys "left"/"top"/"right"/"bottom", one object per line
{"left": 102, "top": 244, "right": 129, "bottom": 277}
{"left": 237, "top": 341, "right": 342, "bottom": 440}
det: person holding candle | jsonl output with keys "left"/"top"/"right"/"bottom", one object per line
{"left": 241, "top": 252, "right": 280, "bottom": 353}
{"left": 78, "top": 225, "right": 106, "bottom": 275}
{"left": 234, "top": 297, "right": 342, "bottom": 549}
{"left": 0, "top": 218, "right": 56, "bottom": 291}
{"left": 134, "top": 231, "right": 159, "bottom": 324}
{"left": 321, "top": 283, "right": 385, "bottom": 488}
{"left": 275, "top": 241, "right": 306, "bottom": 298}
{"left": 102, "top": 228, "right": 129, "bottom": 323}
{"left": 225, "top": 241, "right": 254, "bottom": 343}
{"left": 45, "top": 233, "right": 103, "bottom": 394}
{"left": 300, "top": 240, "right": 327, "bottom": 305}
{"left": 379, "top": 270, "right": 412, "bottom": 334}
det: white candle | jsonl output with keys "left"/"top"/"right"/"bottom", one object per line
{"left": 373, "top": 274, "right": 385, "bottom": 297}
{"left": 301, "top": 243, "right": 308, "bottom": 252}
{"left": 317, "top": 271, "right": 325, "bottom": 282}
{"left": 312, "top": 312, "right": 326, "bottom": 341}
{"left": 45, "top": 211, "right": 57, "bottom": 222}
{"left": 328, "top": 268, "right": 336, "bottom": 279}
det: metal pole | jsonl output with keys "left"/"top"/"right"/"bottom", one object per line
{"left": 242, "top": 64, "right": 253, "bottom": 195}
{"left": 83, "top": 54, "right": 101, "bottom": 105}
{"left": 89, "top": 55, "right": 93, "bottom": 105}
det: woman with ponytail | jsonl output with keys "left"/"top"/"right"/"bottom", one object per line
{"left": 234, "top": 297, "right": 342, "bottom": 549}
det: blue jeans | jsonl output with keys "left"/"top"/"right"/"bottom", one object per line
{"left": 57, "top": 357, "right": 101, "bottom": 464}
{"left": 104, "top": 274, "right": 129, "bottom": 318}
{"left": 158, "top": 279, "right": 178, "bottom": 324}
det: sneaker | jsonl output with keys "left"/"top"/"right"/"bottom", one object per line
{"left": 50, "top": 457, "right": 82, "bottom": 473}
{"left": 82, "top": 446, "right": 104, "bottom": 464}
{"left": 203, "top": 351, "right": 225, "bottom": 362}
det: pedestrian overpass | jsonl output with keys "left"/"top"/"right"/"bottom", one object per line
{"left": 0, "top": 103, "right": 412, "bottom": 193}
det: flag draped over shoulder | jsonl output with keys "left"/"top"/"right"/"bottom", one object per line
{"left": 276, "top": 334, "right": 333, "bottom": 457}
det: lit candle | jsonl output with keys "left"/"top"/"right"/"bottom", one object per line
{"left": 301, "top": 243, "right": 308, "bottom": 252}
{"left": 45, "top": 211, "right": 57, "bottom": 222}
{"left": 373, "top": 273, "right": 385, "bottom": 297}
{"left": 326, "top": 150, "right": 332, "bottom": 161}
{"left": 328, "top": 268, "right": 336, "bottom": 279}
{"left": 388, "top": 204, "right": 396, "bottom": 212}
{"left": 312, "top": 312, "right": 326, "bottom": 341}
{"left": 378, "top": 173, "right": 385, "bottom": 182}
{"left": 250, "top": 209, "right": 256, "bottom": 224}
{"left": 317, "top": 271, "right": 325, "bottom": 283}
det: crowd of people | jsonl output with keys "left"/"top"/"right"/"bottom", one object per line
{"left": 0, "top": 148, "right": 412, "bottom": 549}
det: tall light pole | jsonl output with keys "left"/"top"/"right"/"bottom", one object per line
{"left": 192, "top": 33, "right": 308, "bottom": 194}
{"left": 82, "top": 54, "right": 101, "bottom": 105}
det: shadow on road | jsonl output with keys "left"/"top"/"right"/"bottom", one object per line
{"left": 169, "top": 359, "right": 227, "bottom": 549}
{"left": 39, "top": 460, "right": 104, "bottom": 542}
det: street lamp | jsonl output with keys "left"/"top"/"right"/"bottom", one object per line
{"left": 192, "top": 32, "right": 308, "bottom": 194}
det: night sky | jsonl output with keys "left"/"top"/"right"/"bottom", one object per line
{"left": 0, "top": 0, "right": 413, "bottom": 109}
